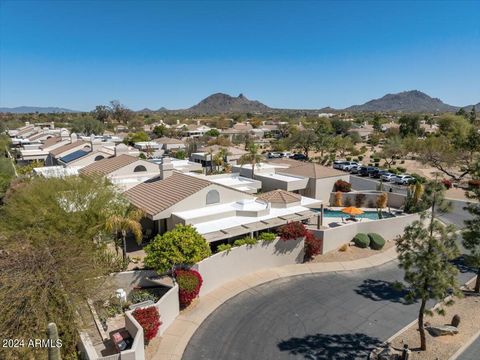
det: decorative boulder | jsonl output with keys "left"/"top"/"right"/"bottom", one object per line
{"left": 368, "top": 233, "right": 386, "bottom": 250}
{"left": 353, "top": 233, "right": 370, "bottom": 248}
{"left": 451, "top": 314, "right": 461, "bottom": 328}
{"left": 427, "top": 325, "right": 459, "bottom": 337}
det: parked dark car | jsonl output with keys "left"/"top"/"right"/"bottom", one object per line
{"left": 371, "top": 169, "right": 389, "bottom": 179}
{"left": 359, "top": 166, "right": 376, "bottom": 176}
{"left": 290, "top": 153, "right": 308, "bottom": 161}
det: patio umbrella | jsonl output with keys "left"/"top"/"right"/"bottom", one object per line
{"left": 341, "top": 206, "right": 364, "bottom": 217}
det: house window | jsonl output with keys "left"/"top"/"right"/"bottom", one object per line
{"left": 134, "top": 165, "right": 147, "bottom": 172}
{"left": 94, "top": 155, "right": 105, "bottom": 161}
{"left": 206, "top": 189, "right": 220, "bottom": 205}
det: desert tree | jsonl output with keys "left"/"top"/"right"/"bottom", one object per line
{"left": 462, "top": 161, "right": 480, "bottom": 292}
{"left": 396, "top": 180, "right": 461, "bottom": 351}
{"left": 0, "top": 175, "right": 126, "bottom": 358}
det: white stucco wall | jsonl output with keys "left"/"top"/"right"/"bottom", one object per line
{"left": 314, "top": 175, "right": 350, "bottom": 202}
{"left": 193, "top": 237, "right": 305, "bottom": 297}
{"left": 156, "top": 285, "right": 180, "bottom": 336}
{"left": 154, "top": 183, "right": 254, "bottom": 220}
{"left": 311, "top": 212, "right": 421, "bottom": 254}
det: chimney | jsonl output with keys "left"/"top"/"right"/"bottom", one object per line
{"left": 114, "top": 143, "right": 128, "bottom": 157}
{"left": 176, "top": 119, "right": 180, "bottom": 125}
{"left": 161, "top": 157, "right": 174, "bottom": 179}
{"left": 196, "top": 119, "right": 201, "bottom": 126}
{"left": 70, "top": 133, "right": 78, "bottom": 143}
{"left": 50, "top": 121, "right": 55, "bottom": 129}
{"left": 25, "top": 121, "right": 30, "bottom": 126}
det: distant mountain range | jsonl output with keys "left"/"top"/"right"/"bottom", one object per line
{"left": 0, "top": 106, "right": 77, "bottom": 114}
{"left": 2, "top": 91, "right": 478, "bottom": 114}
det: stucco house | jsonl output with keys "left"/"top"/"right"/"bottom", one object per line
{"left": 124, "top": 172, "right": 319, "bottom": 242}
{"left": 233, "top": 159, "right": 349, "bottom": 202}
{"left": 80, "top": 154, "right": 162, "bottom": 191}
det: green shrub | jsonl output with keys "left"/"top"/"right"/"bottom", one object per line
{"left": 368, "top": 233, "right": 386, "bottom": 250}
{"left": 396, "top": 166, "right": 407, "bottom": 173}
{"left": 353, "top": 233, "right": 370, "bottom": 248}
{"left": 129, "top": 290, "right": 157, "bottom": 304}
{"left": 346, "top": 156, "right": 352, "bottom": 161}
{"left": 217, "top": 243, "right": 232, "bottom": 253}
{"left": 358, "top": 155, "right": 364, "bottom": 161}
{"left": 233, "top": 237, "right": 258, "bottom": 247}
{"left": 144, "top": 225, "right": 211, "bottom": 274}
{"left": 258, "top": 232, "right": 276, "bottom": 242}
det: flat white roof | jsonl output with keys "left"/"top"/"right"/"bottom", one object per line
{"left": 192, "top": 204, "right": 313, "bottom": 235}
{"left": 33, "top": 166, "right": 80, "bottom": 178}
{"left": 256, "top": 172, "right": 305, "bottom": 182}
{"left": 234, "top": 162, "right": 289, "bottom": 170}
{"left": 173, "top": 196, "right": 321, "bottom": 235}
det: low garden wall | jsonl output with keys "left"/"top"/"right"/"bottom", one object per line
{"left": 155, "top": 284, "right": 180, "bottom": 336}
{"left": 311, "top": 212, "right": 421, "bottom": 254}
{"left": 194, "top": 236, "right": 304, "bottom": 296}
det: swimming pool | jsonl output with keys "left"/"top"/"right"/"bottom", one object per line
{"left": 312, "top": 209, "right": 395, "bottom": 220}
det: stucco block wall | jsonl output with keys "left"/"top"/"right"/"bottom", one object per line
{"left": 156, "top": 285, "right": 180, "bottom": 336}
{"left": 194, "top": 237, "right": 305, "bottom": 297}
{"left": 328, "top": 191, "right": 406, "bottom": 208}
{"left": 311, "top": 212, "right": 421, "bottom": 253}
{"left": 314, "top": 175, "right": 350, "bottom": 202}
{"left": 110, "top": 269, "right": 159, "bottom": 292}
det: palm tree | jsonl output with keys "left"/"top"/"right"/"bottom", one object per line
{"left": 105, "top": 206, "right": 144, "bottom": 261}
{"left": 213, "top": 147, "right": 231, "bottom": 173}
{"left": 239, "top": 144, "right": 262, "bottom": 179}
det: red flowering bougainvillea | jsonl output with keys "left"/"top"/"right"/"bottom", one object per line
{"left": 132, "top": 306, "right": 162, "bottom": 342}
{"left": 334, "top": 179, "right": 352, "bottom": 192}
{"left": 279, "top": 221, "right": 308, "bottom": 241}
{"left": 441, "top": 179, "right": 452, "bottom": 189}
{"left": 175, "top": 269, "right": 203, "bottom": 308}
{"left": 304, "top": 231, "right": 322, "bottom": 259}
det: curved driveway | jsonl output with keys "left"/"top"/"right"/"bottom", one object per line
{"left": 183, "top": 261, "right": 475, "bottom": 360}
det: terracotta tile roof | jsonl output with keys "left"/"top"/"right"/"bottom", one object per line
{"left": 201, "top": 145, "right": 247, "bottom": 156}
{"left": 80, "top": 154, "right": 139, "bottom": 176}
{"left": 40, "top": 136, "right": 63, "bottom": 149}
{"left": 49, "top": 140, "right": 87, "bottom": 156}
{"left": 257, "top": 189, "right": 301, "bottom": 204}
{"left": 154, "top": 137, "right": 184, "bottom": 145}
{"left": 277, "top": 163, "right": 345, "bottom": 179}
{"left": 124, "top": 172, "right": 212, "bottom": 216}
{"left": 267, "top": 158, "right": 305, "bottom": 167}
{"left": 28, "top": 132, "right": 46, "bottom": 141}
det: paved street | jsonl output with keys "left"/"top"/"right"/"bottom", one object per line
{"left": 183, "top": 262, "right": 475, "bottom": 360}
{"left": 458, "top": 336, "right": 480, "bottom": 360}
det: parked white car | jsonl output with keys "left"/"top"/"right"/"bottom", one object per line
{"left": 380, "top": 173, "right": 397, "bottom": 182}
{"left": 333, "top": 160, "right": 348, "bottom": 169}
{"left": 339, "top": 161, "right": 359, "bottom": 171}
{"left": 280, "top": 152, "right": 293, "bottom": 158}
{"left": 349, "top": 165, "right": 362, "bottom": 174}
{"left": 394, "top": 175, "right": 415, "bottom": 185}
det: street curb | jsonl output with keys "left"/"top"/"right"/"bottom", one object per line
{"left": 449, "top": 330, "right": 480, "bottom": 360}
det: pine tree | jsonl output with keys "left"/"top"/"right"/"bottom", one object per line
{"left": 462, "top": 161, "right": 480, "bottom": 292}
{"left": 396, "top": 180, "right": 461, "bottom": 351}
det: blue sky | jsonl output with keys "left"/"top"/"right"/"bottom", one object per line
{"left": 1, "top": 0, "right": 479, "bottom": 111}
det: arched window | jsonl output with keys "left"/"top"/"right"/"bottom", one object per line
{"left": 94, "top": 155, "right": 105, "bottom": 161}
{"left": 206, "top": 189, "right": 220, "bottom": 205}
{"left": 134, "top": 165, "right": 147, "bottom": 172}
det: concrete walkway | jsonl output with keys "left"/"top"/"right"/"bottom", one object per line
{"left": 151, "top": 246, "right": 398, "bottom": 360}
